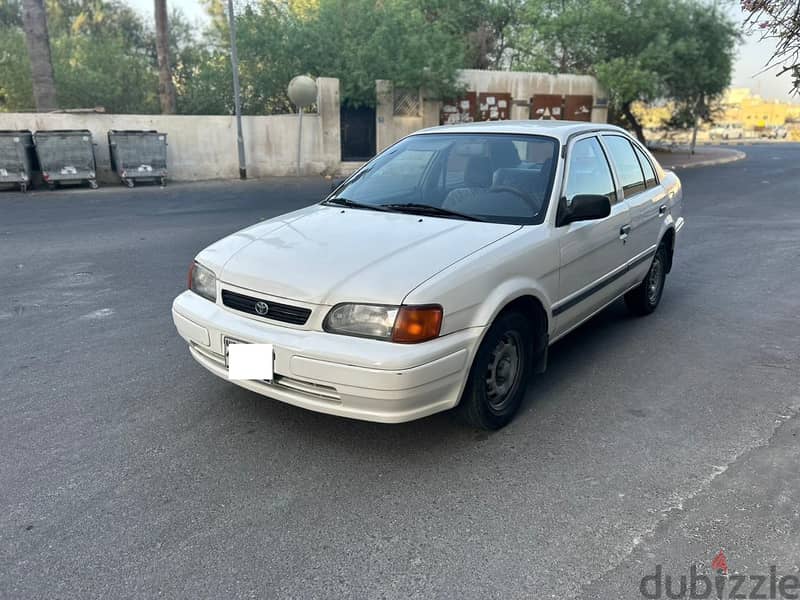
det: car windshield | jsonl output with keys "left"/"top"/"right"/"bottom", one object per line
{"left": 327, "top": 133, "right": 560, "bottom": 225}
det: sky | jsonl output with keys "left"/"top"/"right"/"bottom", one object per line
{"left": 126, "top": 0, "right": 799, "bottom": 103}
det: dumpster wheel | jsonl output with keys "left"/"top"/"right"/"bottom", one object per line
{"left": 124, "top": 178, "right": 134, "bottom": 188}
{"left": 89, "top": 180, "right": 98, "bottom": 190}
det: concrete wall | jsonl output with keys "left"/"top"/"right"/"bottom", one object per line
{"left": 375, "top": 80, "right": 425, "bottom": 153}
{"left": 376, "top": 70, "right": 608, "bottom": 152}
{"left": 457, "top": 69, "right": 608, "bottom": 123}
{"left": 0, "top": 77, "right": 342, "bottom": 182}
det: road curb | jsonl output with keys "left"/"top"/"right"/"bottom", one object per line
{"left": 665, "top": 149, "right": 746, "bottom": 170}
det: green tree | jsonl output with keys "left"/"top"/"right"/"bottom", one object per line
{"left": 512, "top": 0, "right": 737, "bottom": 144}
{"left": 48, "top": 1, "right": 159, "bottom": 112}
{"left": 217, "top": 0, "right": 464, "bottom": 111}
{"left": 304, "top": 0, "right": 464, "bottom": 106}
{"left": 662, "top": 3, "right": 738, "bottom": 152}
{"left": 414, "top": 0, "right": 522, "bottom": 69}
{"left": 1, "top": 0, "right": 205, "bottom": 113}
{"left": 0, "top": 26, "right": 34, "bottom": 110}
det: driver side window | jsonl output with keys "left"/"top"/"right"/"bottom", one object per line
{"left": 564, "top": 137, "right": 617, "bottom": 204}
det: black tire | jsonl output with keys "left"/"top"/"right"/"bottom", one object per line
{"left": 457, "top": 311, "right": 533, "bottom": 430}
{"left": 625, "top": 244, "right": 667, "bottom": 316}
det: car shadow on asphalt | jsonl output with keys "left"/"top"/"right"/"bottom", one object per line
{"left": 216, "top": 296, "right": 643, "bottom": 455}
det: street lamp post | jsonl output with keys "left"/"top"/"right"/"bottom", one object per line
{"left": 287, "top": 76, "right": 318, "bottom": 176}
{"left": 227, "top": 0, "right": 246, "bottom": 180}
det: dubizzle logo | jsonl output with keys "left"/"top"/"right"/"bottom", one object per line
{"left": 639, "top": 550, "right": 800, "bottom": 599}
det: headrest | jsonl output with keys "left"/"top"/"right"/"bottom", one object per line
{"left": 489, "top": 140, "right": 522, "bottom": 170}
{"left": 464, "top": 155, "right": 493, "bottom": 188}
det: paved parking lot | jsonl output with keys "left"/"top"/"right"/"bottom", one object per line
{"left": 2, "top": 145, "right": 799, "bottom": 599}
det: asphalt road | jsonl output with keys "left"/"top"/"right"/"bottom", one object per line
{"left": 2, "top": 146, "right": 799, "bottom": 599}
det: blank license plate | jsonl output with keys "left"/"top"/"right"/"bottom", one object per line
{"left": 225, "top": 338, "right": 274, "bottom": 381}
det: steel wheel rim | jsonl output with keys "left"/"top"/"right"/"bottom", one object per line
{"left": 647, "top": 255, "right": 664, "bottom": 305}
{"left": 485, "top": 331, "right": 522, "bottom": 411}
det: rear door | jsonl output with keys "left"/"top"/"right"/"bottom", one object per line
{"left": 552, "top": 135, "right": 631, "bottom": 336}
{"left": 601, "top": 135, "right": 665, "bottom": 281}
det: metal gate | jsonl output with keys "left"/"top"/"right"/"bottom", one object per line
{"left": 564, "top": 95, "right": 593, "bottom": 121}
{"left": 340, "top": 105, "right": 376, "bottom": 161}
{"left": 477, "top": 93, "right": 512, "bottom": 121}
{"left": 531, "top": 94, "right": 594, "bottom": 121}
{"left": 530, "top": 94, "right": 564, "bottom": 120}
{"left": 440, "top": 92, "right": 478, "bottom": 125}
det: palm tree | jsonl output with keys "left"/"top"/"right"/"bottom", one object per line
{"left": 21, "top": 0, "right": 57, "bottom": 111}
{"left": 154, "top": 0, "right": 177, "bottom": 113}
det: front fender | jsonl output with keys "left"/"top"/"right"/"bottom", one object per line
{"left": 403, "top": 227, "right": 559, "bottom": 338}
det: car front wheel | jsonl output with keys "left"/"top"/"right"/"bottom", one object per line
{"left": 625, "top": 244, "right": 667, "bottom": 316}
{"left": 457, "top": 311, "right": 533, "bottom": 430}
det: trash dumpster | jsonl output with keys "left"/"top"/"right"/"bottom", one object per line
{"left": 34, "top": 130, "right": 98, "bottom": 189}
{"left": 108, "top": 130, "right": 167, "bottom": 187}
{"left": 0, "top": 130, "right": 37, "bottom": 192}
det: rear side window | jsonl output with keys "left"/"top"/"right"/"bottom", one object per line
{"left": 633, "top": 145, "right": 657, "bottom": 187}
{"left": 603, "top": 135, "right": 646, "bottom": 197}
{"left": 564, "top": 137, "right": 616, "bottom": 204}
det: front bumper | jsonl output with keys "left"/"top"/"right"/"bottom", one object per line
{"left": 172, "top": 291, "right": 483, "bottom": 423}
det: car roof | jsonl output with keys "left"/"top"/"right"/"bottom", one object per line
{"left": 412, "top": 120, "right": 629, "bottom": 142}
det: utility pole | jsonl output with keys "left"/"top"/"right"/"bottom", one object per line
{"left": 227, "top": 0, "right": 247, "bottom": 179}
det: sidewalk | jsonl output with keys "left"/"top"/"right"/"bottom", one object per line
{"left": 651, "top": 146, "right": 746, "bottom": 170}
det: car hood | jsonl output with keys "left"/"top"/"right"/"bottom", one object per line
{"left": 199, "top": 204, "right": 520, "bottom": 305}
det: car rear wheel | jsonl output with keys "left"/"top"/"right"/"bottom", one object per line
{"left": 457, "top": 311, "right": 533, "bottom": 430}
{"left": 625, "top": 244, "right": 667, "bottom": 316}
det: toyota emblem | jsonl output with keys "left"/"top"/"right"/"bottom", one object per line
{"left": 254, "top": 301, "right": 269, "bottom": 315}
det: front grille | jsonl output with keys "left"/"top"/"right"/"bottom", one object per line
{"left": 221, "top": 289, "right": 311, "bottom": 325}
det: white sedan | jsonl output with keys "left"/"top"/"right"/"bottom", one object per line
{"left": 172, "top": 121, "right": 684, "bottom": 429}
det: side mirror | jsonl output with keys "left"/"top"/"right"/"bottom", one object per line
{"left": 556, "top": 194, "right": 611, "bottom": 227}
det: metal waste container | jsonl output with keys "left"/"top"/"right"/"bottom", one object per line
{"left": 34, "top": 130, "right": 98, "bottom": 189}
{"left": 0, "top": 130, "right": 37, "bottom": 192}
{"left": 108, "top": 130, "right": 168, "bottom": 187}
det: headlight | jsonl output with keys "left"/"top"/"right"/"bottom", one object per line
{"left": 324, "top": 303, "right": 442, "bottom": 343}
{"left": 189, "top": 261, "right": 216, "bottom": 302}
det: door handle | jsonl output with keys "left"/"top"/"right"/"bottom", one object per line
{"left": 659, "top": 204, "right": 667, "bottom": 216}
{"left": 619, "top": 224, "right": 631, "bottom": 239}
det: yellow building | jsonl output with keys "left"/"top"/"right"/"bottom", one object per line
{"left": 635, "top": 88, "right": 800, "bottom": 132}
{"left": 720, "top": 88, "right": 800, "bottom": 129}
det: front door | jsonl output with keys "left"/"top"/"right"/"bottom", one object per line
{"left": 553, "top": 135, "right": 631, "bottom": 336}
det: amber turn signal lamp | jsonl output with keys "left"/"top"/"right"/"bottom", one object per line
{"left": 392, "top": 305, "right": 443, "bottom": 343}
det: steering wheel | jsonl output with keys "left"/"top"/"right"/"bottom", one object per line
{"left": 490, "top": 186, "right": 540, "bottom": 213}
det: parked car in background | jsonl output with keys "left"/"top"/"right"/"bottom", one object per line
{"left": 709, "top": 123, "right": 744, "bottom": 140}
{"left": 761, "top": 126, "right": 788, "bottom": 139}
{"left": 173, "top": 121, "right": 684, "bottom": 430}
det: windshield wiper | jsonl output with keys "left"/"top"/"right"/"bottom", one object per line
{"left": 323, "top": 197, "right": 391, "bottom": 212}
{"left": 380, "top": 203, "right": 485, "bottom": 222}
